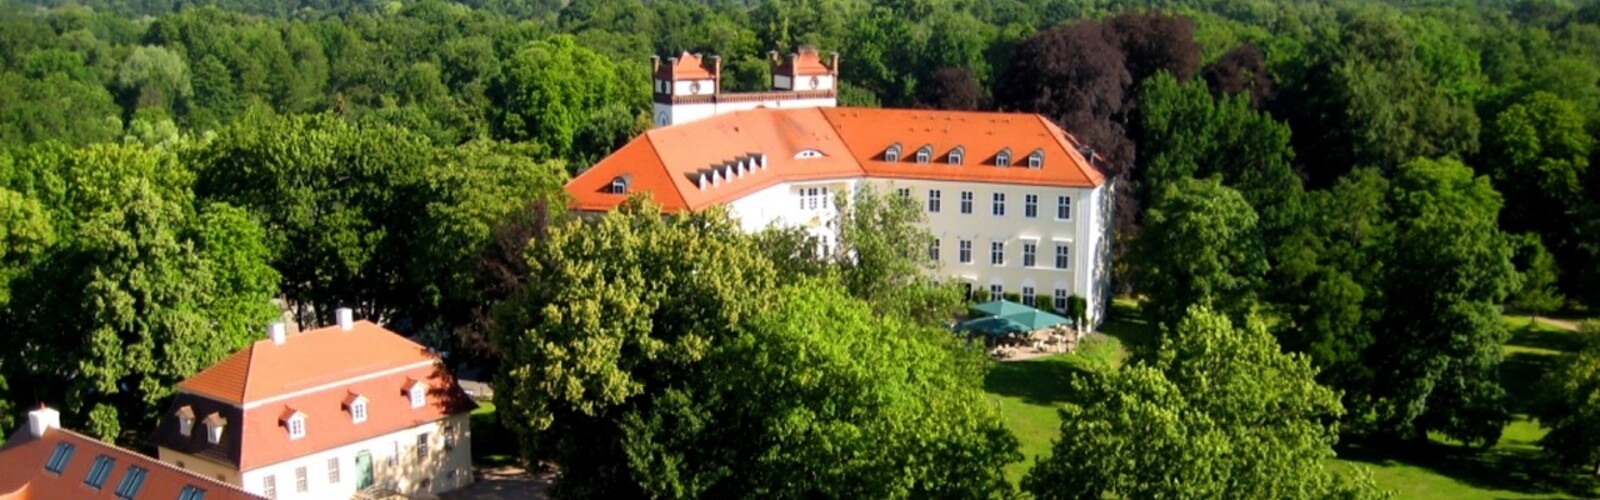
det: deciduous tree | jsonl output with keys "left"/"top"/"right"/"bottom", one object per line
{"left": 1134, "top": 177, "right": 1267, "bottom": 330}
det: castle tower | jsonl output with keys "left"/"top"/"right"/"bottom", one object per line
{"left": 651, "top": 47, "right": 839, "bottom": 128}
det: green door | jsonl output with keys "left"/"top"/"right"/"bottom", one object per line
{"left": 355, "top": 451, "right": 374, "bottom": 489}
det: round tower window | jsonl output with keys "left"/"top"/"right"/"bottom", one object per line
{"left": 809, "top": 76, "right": 820, "bottom": 89}
{"left": 690, "top": 81, "right": 702, "bottom": 95}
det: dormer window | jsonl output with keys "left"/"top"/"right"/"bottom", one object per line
{"left": 1027, "top": 149, "right": 1044, "bottom": 169}
{"left": 915, "top": 145, "right": 932, "bottom": 164}
{"left": 795, "top": 149, "right": 824, "bottom": 159}
{"left": 203, "top": 413, "right": 226, "bottom": 445}
{"left": 175, "top": 405, "right": 195, "bottom": 437}
{"left": 884, "top": 143, "right": 902, "bottom": 162}
{"left": 344, "top": 394, "right": 369, "bottom": 424}
{"left": 995, "top": 149, "right": 1012, "bottom": 167}
{"left": 407, "top": 380, "right": 428, "bottom": 409}
{"left": 948, "top": 146, "right": 964, "bottom": 165}
{"left": 608, "top": 176, "right": 629, "bottom": 195}
{"left": 282, "top": 410, "right": 306, "bottom": 440}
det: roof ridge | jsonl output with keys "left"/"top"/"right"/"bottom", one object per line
{"left": 239, "top": 341, "right": 259, "bottom": 403}
{"left": 1034, "top": 114, "right": 1106, "bottom": 184}
{"left": 54, "top": 428, "right": 261, "bottom": 497}
{"left": 818, "top": 108, "right": 870, "bottom": 173}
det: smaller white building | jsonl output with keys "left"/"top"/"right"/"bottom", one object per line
{"left": 154, "top": 310, "right": 476, "bottom": 499}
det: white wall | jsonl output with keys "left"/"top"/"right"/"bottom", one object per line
{"left": 165, "top": 414, "right": 473, "bottom": 500}
{"left": 653, "top": 97, "right": 838, "bottom": 128}
{"left": 671, "top": 79, "right": 715, "bottom": 96}
{"left": 716, "top": 176, "right": 1108, "bottom": 326}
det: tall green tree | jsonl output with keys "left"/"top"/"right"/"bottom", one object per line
{"left": 1481, "top": 91, "right": 1591, "bottom": 296}
{"left": 1024, "top": 306, "right": 1387, "bottom": 499}
{"left": 491, "top": 34, "right": 630, "bottom": 164}
{"left": 1, "top": 144, "right": 278, "bottom": 444}
{"left": 1363, "top": 157, "right": 1515, "bottom": 445}
{"left": 1134, "top": 177, "right": 1267, "bottom": 330}
{"left": 832, "top": 184, "right": 963, "bottom": 325}
{"left": 1534, "top": 322, "right": 1600, "bottom": 471}
{"left": 492, "top": 200, "right": 1016, "bottom": 498}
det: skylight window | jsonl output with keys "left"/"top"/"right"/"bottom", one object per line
{"left": 84, "top": 455, "right": 115, "bottom": 488}
{"left": 44, "top": 442, "right": 74, "bottom": 474}
{"left": 113, "top": 465, "right": 148, "bottom": 500}
{"left": 794, "top": 149, "right": 825, "bottom": 159}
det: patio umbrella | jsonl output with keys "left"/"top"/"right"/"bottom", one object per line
{"left": 955, "top": 316, "right": 1031, "bottom": 337}
{"left": 968, "top": 299, "right": 1035, "bottom": 318}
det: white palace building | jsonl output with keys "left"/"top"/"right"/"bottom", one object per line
{"left": 568, "top": 47, "right": 1115, "bottom": 325}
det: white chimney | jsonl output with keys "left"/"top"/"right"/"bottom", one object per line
{"left": 336, "top": 307, "right": 354, "bottom": 331}
{"left": 28, "top": 406, "right": 60, "bottom": 437}
{"left": 269, "top": 322, "right": 287, "bottom": 345}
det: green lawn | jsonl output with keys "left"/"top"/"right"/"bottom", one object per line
{"left": 470, "top": 402, "right": 520, "bottom": 468}
{"left": 981, "top": 301, "right": 1600, "bottom": 496}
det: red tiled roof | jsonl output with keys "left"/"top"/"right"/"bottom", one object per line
{"left": 567, "top": 107, "right": 1106, "bottom": 213}
{"left": 654, "top": 51, "right": 716, "bottom": 80}
{"left": 0, "top": 422, "right": 262, "bottom": 500}
{"left": 163, "top": 321, "right": 475, "bottom": 471}
{"left": 179, "top": 321, "right": 441, "bottom": 405}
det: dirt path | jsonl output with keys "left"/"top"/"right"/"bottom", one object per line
{"left": 1535, "top": 317, "right": 1583, "bottom": 332}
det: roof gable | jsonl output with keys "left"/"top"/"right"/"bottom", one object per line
{"left": 178, "top": 321, "right": 441, "bottom": 405}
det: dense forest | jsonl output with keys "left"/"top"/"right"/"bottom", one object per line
{"left": 1, "top": 0, "right": 1599, "bottom": 496}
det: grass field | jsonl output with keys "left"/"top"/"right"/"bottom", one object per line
{"left": 982, "top": 301, "right": 1600, "bottom": 496}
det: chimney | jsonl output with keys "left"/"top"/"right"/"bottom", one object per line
{"left": 269, "top": 322, "right": 287, "bottom": 345}
{"left": 28, "top": 406, "right": 60, "bottom": 437}
{"left": 337, "top": 307, "right": 354, "bottom": 331}
{"left": 829, "top": 51, "right": 840, "bottom": 74}
{"left": 767, "top": 50, "right": 779, "bottom": 65}
{"left": 709, "top": 55, "right": 722, "bottom": 92}
{"left": 650, "top": 55, "right": 660, "bottom": 73}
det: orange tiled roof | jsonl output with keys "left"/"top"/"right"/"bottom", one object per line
{"left": 179, "top": 321, "right": 442, "bottom": 405}
{"left": 654, "top": 51, "right": 716, "bottom": 80}
{"left": 0, "top": 422, "right": 262, "bottom": 500}
{"left": 163, "top": 321, "right": 475, "bottom": 470}
{"left": 567, "top": 107, "right": 1106, "bottom": 213}
{"left": 774, "top": 47, "right": 834, "bottom": 76}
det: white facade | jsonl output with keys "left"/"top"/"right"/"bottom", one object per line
{"left": 653, "top": 95, "right": 838, "bottom": 127}
{"left": 720, "top": 177, "right": 1114, "bottom": 326}
{"left": 159, "top": 413, "right": 473, "bottom": 500}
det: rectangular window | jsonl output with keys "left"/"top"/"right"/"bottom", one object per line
{"left": 44, "top": 442, "right": 74, "bottom": 474}
{"left": 417, "top": 433, "right": 430, "bottom": 461}
{"left": 949, "top": 150, "right": 963, "bottom": 165}
{"left": 328, "top": 457, "right": 340, "bottom": 484}
{"left": 1055, "top": 245, "right": 1070, "bottom": 270}
{"left": 992, "top": 193, "right": 1006, "bottom": 216}
{"left": 1022, "top": 286, "right": 1036, "bottom": 305}
{"left": 1057, "top": 196, "right": 1072, "bottom": 220}
{"left": 990, "top": 284, "right": 1004, "bottom": 298}
{"left": 896, "top": 187, "right": 911, "bottom": 199}
{"left": 114, "top": 466, "right": 148, "bottom": 500}
{"left": 263, "top": 475, "right": 277, "bottom": 499}
{"left": 85, "top": 456, "right": 115, "bottom": 488}
{"left": 1055, "top": 289, "right": 1068, "bottom": 312}
{"left": 990, "top": 241, "right": 1005, "bottom": 266}
{"left": 1023, "top": 242, "right": 1037, "bottom": 267}
{"left": 928, "top": 239, "right": 940, "bottom": 262}
{"left": 927, "top": 190, "right": 941, "bottom": 212}
{"left": 959, "top": 191, "right": 973, "bottom": 214}
{"left": 1025, "top": 194, "right": 1038, "bottom": 218}
{"left": 352, "top": 402, "right": 367, "bottom": 423}
{"left": 179, "top": 485, "right": 207, "bottom": 500}
{"left": 288, "top": 418, "right": 305, "bottom": 439}
{"left": 294, "top": 467, "right": 308, "bottom": 493}
{"left": 958, "top": 240, "right": 972, "bottom": 264}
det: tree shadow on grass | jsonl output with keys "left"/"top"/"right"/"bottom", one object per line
{"left": 1509, "top": 326, "right": 1584, "bottom": 353}
{"left": 1098, "top": 299, "right": 1158, "bottom": 354}
{"left": 1502, "top": 352, "right": 1558, "bottom": 413}
{"left": 1338, "top": 436, "right": 1600, "bottom": 498}
{"left": 983, "top": 356, "right": 1092, "bottom": 407}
